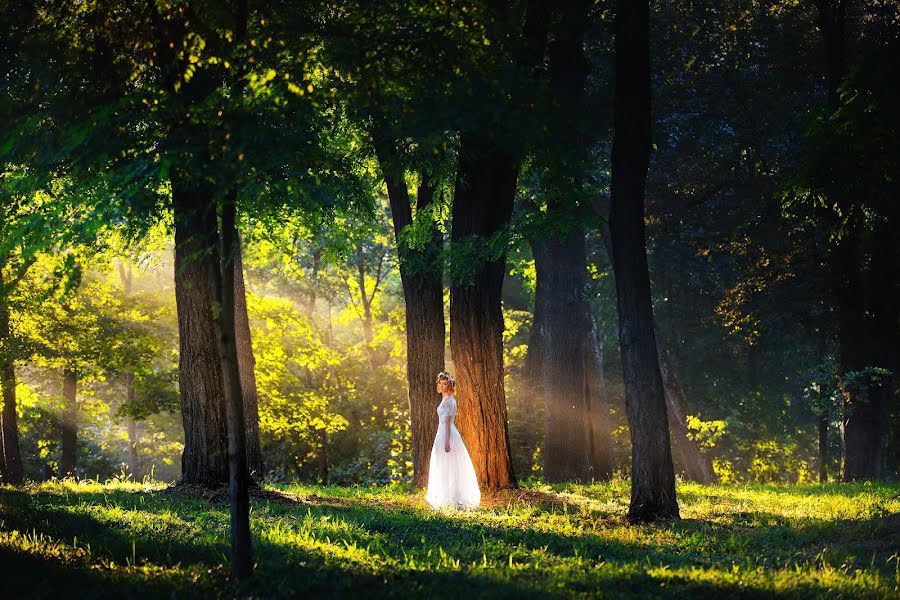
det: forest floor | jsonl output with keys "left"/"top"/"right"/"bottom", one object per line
{"left": 0, "top": 478, "right": 897, "bottom": 598}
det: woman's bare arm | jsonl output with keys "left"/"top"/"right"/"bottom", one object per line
{"left": 443, "top": 415, "right": 451, "bottom": 452}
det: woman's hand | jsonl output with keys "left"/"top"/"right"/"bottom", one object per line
{"left": 444, "top": 440, "right": 451, "bottom": 453}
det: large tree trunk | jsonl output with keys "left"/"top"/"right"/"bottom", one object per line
{"left": 863, "top": 194, "right": 899, "bottom": 477}
{"left": 657, "top": 349, "right": 716, "bottom": 484}
{"left": 542, "top": 226, "right": 591, "bottom": 482}
{"left": 610, "top": 0, "right": 679, "bottom": 523}
{"left": 378, "top": 146, "right": 445, "bottom": 489}
{"left": 233, "top": 236, "right": 263, "bottom": 478}
{"left": 0, "top": 281, "right": 23, "bottom": 484}
{"left": 812, "top": 0, "right": 881, "bottom": 481}
{"left": 173, "top": 181, "right": 229, "bottom": 487}
{"left": 584, "top": 330, "right": 614, "bottom": 480}
{"left": 59, "top": 369, "right": 78, "bottom": 477}
{"left": 450, "top": 135, "right": 518, "bottom": 491}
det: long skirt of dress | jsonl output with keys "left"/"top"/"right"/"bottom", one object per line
{"left": 425, "top": 424, "right": 481, "bottom": 509}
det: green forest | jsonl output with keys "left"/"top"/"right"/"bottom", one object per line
{"left": 1, "top": 0, "right": 898, "bottom": 597}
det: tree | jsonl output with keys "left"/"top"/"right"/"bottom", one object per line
{"left": 375, "top": 143, "right": 446, "bottom": 488}
{"left": 448, "top": 0, "right": 550, "bottom": 492}
{"left": 213, "top": 199, "right": 253, "bottom": 579}
{"left": 609, "top": 0, "right": 678, "bottom": 522}
{"left": 539, "top": 0, "right": 598, "bottom": 484}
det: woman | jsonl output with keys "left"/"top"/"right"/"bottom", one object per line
{"left": 425, "top": 372, "right": 480, "bottom": 509}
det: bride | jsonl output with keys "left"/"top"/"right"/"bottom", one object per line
{"left": 425, "top": 372, "right": 480, "bottom": 510}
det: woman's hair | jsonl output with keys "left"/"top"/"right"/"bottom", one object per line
{"left": 435, "top": 371, "right": 456, "bottom": 393}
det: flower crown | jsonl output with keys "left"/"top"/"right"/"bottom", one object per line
{"left": 436, "top": 371, "right": 456, "bottom": 386}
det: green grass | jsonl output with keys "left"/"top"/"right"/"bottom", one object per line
{"left": 0, "top": 479, "right": 897, "bottom": 598}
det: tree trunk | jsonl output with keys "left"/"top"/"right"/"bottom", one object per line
{"left": 233, "top": 235, "right": 263, "bottom": 478}
{"left": 657, "top": 348, "right": 716, "bottom": 484}
{"left": 542, "top": 226, "right": 591, "bottom": 482}
{"left": 124, "top": 372, "right": 140, "bottom": 477}
{"left": 584, "top": 330, "right": 614, "bottom": 480}
{"left": 524, "top": 238, "right": 549, "bottom": 393}
{"left": 450, "top": 135, "right": 518, "bottom": 491}
{"left": 376, "top": 140, "right": 446, "bottom": 490}
{"left": 118, "top": 262, "right": 140, "bottom": 479}
{"left": 318, "top": 428, "right": 328, "bottom": 484}
{"left": 813, "top": 0, "right": 882, "bottom": 481}
{"left": 59, "top": 369, "right": 77, "bottom": 478}
{"left": 522, "top": 237, "right": 549, "bottom": 467}
{"left": 863, "top": 194, "right": 899, "bottom": 478}
{"left": 610, "top": 0, "right": 679, "bottom": 522}
{"left": 818, "top": 413, "right": 829, "bottom": 483}
{"left": 0, "top": 281, "right": 23, "bottom": 484}
{"left": 214, "top": 196, "right": 253, "bottom": 579}
{"left": 835, "top": 217, "right": 875, "bottom": 480}
{"left": 172, "top": 180, "right": 229, "bottom": 487}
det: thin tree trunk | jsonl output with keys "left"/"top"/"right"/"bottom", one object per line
{"left": 585, "top": 330, "right": 614, "bottom": 480}
{"left": 124, "top": 372, "right": 140, "bottom": 477}
{"left": 610, "top": 0, "right": 679, "bottom": 523}
{"left": 818, "top": 414, "right": 829, "bottom": 483}
{"left": 318, "top": 429, "right": 328, "bottom": 484}
{"left": 305, "top": 250, "right": 320, "bottom": 314}
{"left": 60, "top": 369, "right": 77, "bottom": 478}
{"left": 524, "top": 238, "right": 549, "bottom": 392}
{"left": 214, "top": 196, "right": 253, "bottom": 579}
{"left": 0, "top": 277, "right": 23, "bottom": 483}
{"left": 117, "top": 262, "right": 140, "bottom": 479}
{"left": 450, "top": 135, "right": 518, "bottom": 491}
{"left": 377, "top": 143, "right": 446, "bottom": 489}
{"left": 657, "top": 348, "right": 716, "bottom": 484}
{"left": 522, "top": 237, "right": 549, "bottom": 467}
{"left": 172, "top": 180, "right": 229, "bottom": 487}
{"left": 233, "top": 235, "right": 263, "bottom": 479}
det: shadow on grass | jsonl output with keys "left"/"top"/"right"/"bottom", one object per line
{"left": 0, "top": 485, "right": 895, "bottom": 598}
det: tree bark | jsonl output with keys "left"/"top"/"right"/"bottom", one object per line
{"left": 584, "top": 330, "right": 614, "bottom": 480}
{"left": 0, "top": 275, "right": 23, "bottom": 483}
{"left": 233, "top": 235, "right": 263, "bottom": 478}
{"left": 450, "top": 135, "right": 518, "bottom": 491}
{"left": 172, "top": 180, "right": 229, "bottom": 487}
{"left": 657, "top": 348, "right": 716, "bottom": 484}
{"left": 377, "top": 144, "right": 446, "bottom": 489}
{"left": 211, "top": 196, "right": 253, "bottom": 578}
{"left": 59, "top": 369, "right": 78, "bottom": 478}
{"left": 610, "top": 0, "right": 679, "bottom": 522}
{"left": 542, "top": 225, "right": 591, "bottom": 482}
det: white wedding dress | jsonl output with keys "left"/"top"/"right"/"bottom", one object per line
{"left": 425, "top": 395, "right": 480, "bottom": 510}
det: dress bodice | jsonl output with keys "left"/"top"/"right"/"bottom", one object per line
{"left": 437, "top": 395, "right": 457, "bottom": 420}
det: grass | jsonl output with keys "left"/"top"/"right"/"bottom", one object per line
{"left": 0, "top": 478, "right": 897, "bottom": 598}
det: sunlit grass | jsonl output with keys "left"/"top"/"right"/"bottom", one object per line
{"left": 0, "top": 478, "right": 897, "bottom": 598}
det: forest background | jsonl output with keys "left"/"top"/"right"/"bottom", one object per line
{"left": 1, "top": 0, "right": 897, "bottom": 498}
